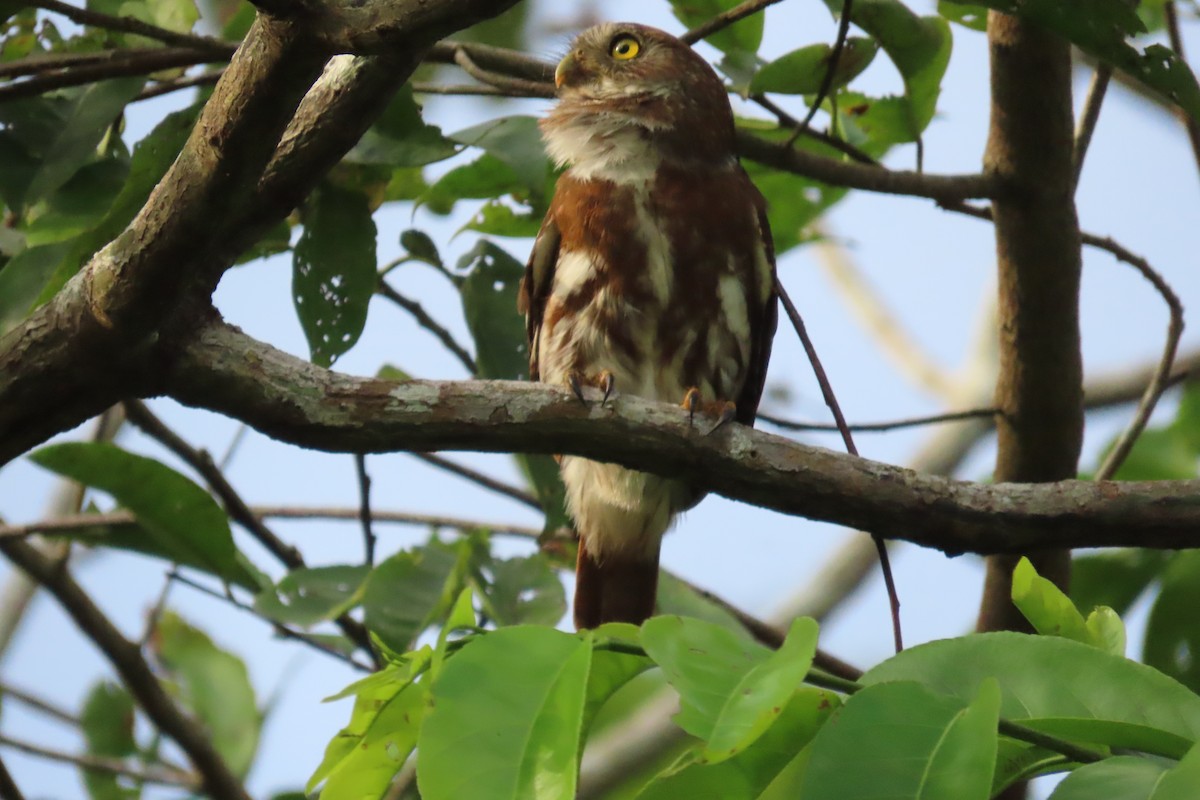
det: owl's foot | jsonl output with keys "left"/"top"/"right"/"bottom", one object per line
{"left": 680, "top": 388, "right": 737, "bottom": 435}
{"left": 567, "top": 370, "right": 616, "bottom": 407}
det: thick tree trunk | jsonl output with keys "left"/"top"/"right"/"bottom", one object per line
{"left": 978, "top": 12, "right": 1084, "bottom": 796}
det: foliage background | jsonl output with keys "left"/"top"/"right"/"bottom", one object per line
{"left": 0, "top": 0, "right": 1197, "bottom": 797}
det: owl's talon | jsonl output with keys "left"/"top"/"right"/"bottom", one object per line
{"left": 567, "top": 373, "right": 588, "bottom": 405}
{"left": 707, "top": 401, "right": 738, "bottom": 436}
{"left": 598, "top": 370, "right": 615, "bottom": 406}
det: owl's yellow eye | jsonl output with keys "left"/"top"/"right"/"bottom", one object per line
{"left": 610, "top": 35, "right": 641, "bottom": 61}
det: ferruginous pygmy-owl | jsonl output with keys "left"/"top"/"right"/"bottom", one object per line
{"left": 518, "top": 22, "right": 778, "bottom": 629}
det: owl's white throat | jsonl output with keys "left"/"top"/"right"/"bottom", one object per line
{"left": 541, "top": 109, "right": 665, "bottom": 183}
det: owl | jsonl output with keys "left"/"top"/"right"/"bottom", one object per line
{"left": 518, "top": 22, "right": 778, "bottom": 628}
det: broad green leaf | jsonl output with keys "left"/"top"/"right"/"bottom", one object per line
{"left": 583, "top": 623, "right": 653, "bottom": 735}
{"left": 671, "top": 0, "right": 765, "bottom": 56}
{"left": 1011, "top": 556, "right": 1094, "bottom": 645}
{"left": 1109, "top": 428, "right": 1198, "bottom": 480}
{"left": 153, "top": 611, "right": 261, "bottom": 777}
{"left": 417, "top": 627, "right": 592, "bottom": 800}
{"left": 938, "top": 1, "right": 988, "bottom": 31}
{"left": 795, "top": 680, "right": 996, "bottom": 800}
{"left": 655, "top": 571, "right": 758, "bottom": 646}
{"left": 457, "top": 239, "right": 568, "bottom": 531}
{"left": 1145, "top": 550, "right": 1200, "bottom": 692}
{"left": 362, "top": 541, "right": 463, "bottom": 654}
{"left": 960, "top": 0, "right": 1200, "bottom": 122}
{"left": 462, "top": 199, "right": 542, "bottom": 238}
{"left": 640, "top": 616, "right": 818, "bottom": 760}
{"left": 1172, "top": 382, "right": 1200, "bottom": 453}
{"left": 399, "top": 228, "right": 442, "bottom": 268}
{"left": 1071, "top": 548, "right": 1169, "bottom": 616}
{"left": 146, "top": 0, "right": 199, "bottom": 34}
{"left": 0, "top": 77, "right": 144, "bottom": 208}
{"left": 293, "top": 183, "right": 378, "bottom": 367}
{"left": 28, "top": 442, "right": 257, "bottom": 587}
{"left": 481, "top": 553, "right": 567, "bottom": 627}
{"left": 864, "top": 632, "right": 1200, "bottom": 759}
{"left": 0, "top": 242, "right": 69, "bottom": 335}
{"left": 990, "top": 739, "right": 1066, "bottom": 797}
{"left": 420, "top": 154, "right": 527, "bottom": 215}
{"left": 430, "top": 586, "right": 477, "bottom": 679}
{"left": 451, "top": 116, "right": 550, "bottom": 193}
{"left": 33, "top": 102, "right": 201, "bottom": 304}
{"left": 81, "top": 681, "right": 138, "bottom": 800}
{"left": 1085, "top": 607, "right": 1127, "bottom": 657}
{"left": 345, "top": 86, "right": 459, "bottom": 167}
{"left": 23, "top": 157, "right": 128, "bottom": 246}
{"left": 638, "top": 687, "right": 839, "bottom": 800}
{"left": 255, "top": 565, "right": 369, "bottom": 627}
{"left": 1048, "top": 744, "right": 1200, "bottom": 800}
{"left": 319, "top": 681, "right": 427, "bottom": 800}
{"left": 750, "top": 38, "right": 879, "bottom": 96}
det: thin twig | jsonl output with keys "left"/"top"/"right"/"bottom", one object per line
{"left": 1072, "top": 65, "right": 1112, "bottom": 188}
{"left": 796, "top": 0, "right": 854, "bottom": 132}
{"left": 1085, "top": 235, "right": 1185, "bottom": 480}
{"left": 679, "top": 0, "right": 785, "bottom": 44}
{"left": 0, "top": 539, "right": 250, "bottom": 799}
{"left": 0, "top": 683, "right": 79, "bottom": 726}
{"left": 0, "top": 48, "right": 228, "bottom": 103}
{"left": 411, "top": 452, "right": 539, "bottom": 510}
{"left": 411, "top": 81, "right": 529, "bottom": 97}
{"left": 752, "top": 94, "right": 877, "bottom": 164}
{"left": 218, "top": 423, "right": 249, "bottom": 471}
{"left": 776, "top": 278, "right": 904, "bottom": 653}
{"left": 32, "top": 0, "right": 233, "bottom": 52}
{"left": 140, "top": 568, "right": 176, "bottom": 647}
{"left": 377, "top": 281, "right": 478, "bottom": 374}
{"left": 451, "top": 47, "right": 554, "bottom": 99}
{"left": 759, "top": 407, "right": 999, "bottom": 433}
{"left": 0, "top": 734, "right": 196, "bottom": 789}
{"left": 133, "top": 72, "right": 222, "bottom": 103}
{"left": 169, "top": 572, "right": 374, "bottom": 673}
{"left": 354, "top": 454, "right": 377, "bottom": 566}
{"left": 0, "top": 754, "right": 26, "bottom": 800}
{"left": 122, "top": 401, "right": 380, "bottom": 667}
{"left": 1165, "top": 2, "right": 1200, "bottom": 173}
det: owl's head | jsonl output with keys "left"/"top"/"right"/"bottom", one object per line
{"left": 542, "top": 23, "right": 736, "bottom": 175}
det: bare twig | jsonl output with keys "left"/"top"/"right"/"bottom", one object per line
{"left": 0, "top": 540, "right": 250, "bottom": 799}
{"left": 411, "top": 81, "right": 531, "bottom": 97}
{"left": 679, "top": 0, "right": 785, "bottom": 44}
{"left": 0, "top": 48, "right": 231, "bottom": 102}
{"left": 0, "top": 683, "right": 79, "bottom": 726}
{"left": 133, "top": 72, "right": 222, "bottom": 103}
{"left": 451, "top": 47, "right": 554, "bottom": 98}
{"left": 354, "top": 454, "right": 377, "bottom": 565}
{"left": 411, "top": 453, "right": 539, "bottom": 510}
{"left": 377, "top": 281, "right": 478, "bottom": 374}
{"left": 1165, "top": 2, "right": 1200, "bottom": 172}
{"left": 752, "top": 94, "right": 878, "bottom": 164}
{"left": 1085, "top": 235, "right": 1185, "bottom": 480}
{"left": 0, "top": 733, "right": 196, "bottom": 789}
{"left": 759, "top": 407, "right": 998, "bottom": 433}
{"left": 1072, "top": 65, "right": 1112, "bottom": 187}
{"left": 796, "top": 0, "right": 854, "bottom": 132}
{"left": 32, "top": 0, "right": 232, "bottom": 52}
{"left": 121, "top": 401, "right": 379, "bottom": 666}
{"left": 170, "top": 573, "right": 374, "bottom": 672}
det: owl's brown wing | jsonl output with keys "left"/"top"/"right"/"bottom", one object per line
{"left": 735, "top": 201, "right": 780, "bottom": 428}
{"left": 517, "top": 213, "right": 561, "bottom": 381}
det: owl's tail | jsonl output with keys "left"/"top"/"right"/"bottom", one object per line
{"left": 573, "top": 538, "right": 660, "bottom": 629}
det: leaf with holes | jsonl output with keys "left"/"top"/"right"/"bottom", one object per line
{"left": 750, "top": 38, "right": 879, "bottom": 96}
{"left": 346, "top": 86, "right": 459, "bottom": 167}
{"left": 256, "top": 565, "right": 370, "bottom": 628}
{"left": 293, "top": 183, "right": 378, "bottom": 367}
{"left": 362, "top": 541, "right": 465, "bottom": 654}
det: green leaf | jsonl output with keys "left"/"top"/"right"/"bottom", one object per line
{"left": 0, "top": 242, "right": 69, "bottom": 335}
{"left": 399, "top": 228, "right": 442, "bottom": 268}
{"left": 823, "top": 0, "right": 952, "bottom": 137}
{"left": 420, "top": 153, "right": 526, "bottom": 215}
{"left": 1048, "top": 743, "right": 1200, "bottom": 800}
{"left": 255, "top": 565, "right": 369, "bottom": 627}
{"left": 960, "top": 0, "right": 1200, "bottom": 122}
{"left": 990, "top": 739, "right": 1066, "bottom": 797}
{"left": 863, "top": 631, "right": 1200, "bottom": 759}
{"left": 346, "top": 86, "right": 459, "bottom": 167}
{"left": 1144, "top": 550, "right": 1200, "bottom": 693}
{"left": 0, "top": 77, "right": 143, "bottom": 208}
{"left": 293, "top": 183, "right": 378, "bottom": 367}
{"left": 153, "top": 611, "right": 260, "bottom": 777}
{"left": 28, "top": 442, "right": 257, "bottom": 587}
{"left": 671, "top": 0, "right": 765, "bottom": 56}
{"left": 655, "top": 571, "right": 758, "bottom": 646}
{"left": 583, "top": 623, "right": 653, "bottom": 734}
{"left": 640, "top": 616, "right": 818, "bottom": 760}
{"left": 938, "top": 1, "right": 988, "bottom": 31}
{"left": 33, "top": 102, "right": 202, "bottom": 305}
{"left": 1085, "top": 606, "right": 1127, "bottom": 657}
{"left": 750, "top": 38, "right": 879, "bottom": 95}
{"left": 363, "top": 541, "right": 464, "bottom": 654}
{"left": 638, "top": 687, "right": 839, "bottom": 800}
{"left": 1071, "top": 548, "right": 1170, "bottom": 616}
{"left": 81, "top": 680, "right": 138, "bottom": 800}
{"left": 319, "top": 681, "right": 427, "bottom": 800}
{"left": 1109, "top": 428, "right": 1199, "bottom": 480}
{"left": 23, "top": 157, "right": 129, "bottom": 247}
{"left": 462, "top": 199, "right": 543, "bottom": 238}
{"left": 417, "top": 627, "right": 592, "bottom": 800}
{"left": 794, "top": 680, "right": 998, "bottom": 800}
{"left": 482, "top": 553, "right": 567, "bottom": 626}
{"left": 1012, "top": 555, "right": 1111, "bottom": 648}
{"left": 1172, "top": 382, "right": 1200, "bottom": 453}
{"left": 450, "top": 116, "right": 550, "bottom": 192}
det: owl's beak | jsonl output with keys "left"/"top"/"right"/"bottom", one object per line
{"left": 555, "top": 50, "right": 584, "bottom": 89}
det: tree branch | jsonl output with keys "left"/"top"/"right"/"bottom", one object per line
{"left": 0, "top": 733, "right": 196, "bottom": 789}
{"left": 32, "top": 0, "right": 232, "bottom": 52}
{"left": 160, "top": 320, "right": 1200, "bottom": 555}
{"left": 0, "top": 539, "right": 250, "bottom": 800}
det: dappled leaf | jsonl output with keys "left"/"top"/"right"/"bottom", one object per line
{"left": 864, "top": 631, "right": 1200, "bottom": 759}
{"left": 293, "top": 183, "right": 377, "bottom": 367}
{"left": 417, "top": 627, "right": 591, "bottom": 800}
{"left": 362, "top": 540, "right": 464, "bottom": 653}
{"left": 462, "top": 199, "right": 543, "bottom": 238}
{"left": 0, "top": 242, "right": 69, "bottom": 335}
{"left": 346, "top": 86, "right": 458, "bottom": 167}
{"left": 420, "top": 153, "right": 527, "bottom": 215}
{"left": 481, "top": 553, "right": 566, "bottom": 626}
{"left": 938, "top": 0, "right": 988, "bottom": 31}
{"left": 1145, "top": 550, "right": 1200, "bottom": 693}
{"left": 451, "top": 116, "right": 550, "bottom": 192}
{"left": 750, "top": 38, "right": 879, "bottom": 96}
{"left": 319, "top": 681, "right": 427, "bottom": 800}
{"left": 22, "top": 157, "right": 128, "bottom": 247}
{"left": 153, "top": 611, "right": 261, "bottom": 777}
{"left": 256, "top": 565, "right": 369, "bottom": 628}
{"left": 794, "top": 680, "right": 998, "bottom": 800}
{"left": 28, "top": 442, "right": 259, "bottom": 587}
